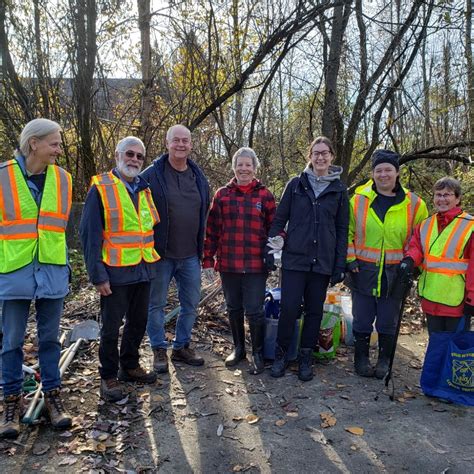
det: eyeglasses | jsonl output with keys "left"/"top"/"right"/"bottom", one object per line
{"left": 434, "top": 192, "right": 455, "bottom": 199}
{"left": 311, "top": 150, "right": 331, "bottom": 158}
{"left": 124, "top": 150, "right": 145, "bottom": 161}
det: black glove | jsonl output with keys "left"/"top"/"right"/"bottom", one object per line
{"left": 464, "top": 302, "right": 474, "bottom": 317}
{"left": 263, "top": 246, "right": 276, "bottom": 272}
{"left": 346, "top": 260, "right": 359, "bottom": 272}
{"left": 330, "top": 272, "right": 345, "bottom": 286}
{"left": 390, "top": 257, "right": 414, "bottom": 299}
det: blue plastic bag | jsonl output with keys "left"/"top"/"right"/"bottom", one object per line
{"left": 420, "top": 318, "right": 474, "bottom": 406}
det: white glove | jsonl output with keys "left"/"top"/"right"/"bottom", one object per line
{"left": 267, "top": 235, "right": 284, "bottom": 254}
{"left": 202, "top": 268, "right": 217, "bottom": 284}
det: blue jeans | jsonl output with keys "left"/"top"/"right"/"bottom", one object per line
{"left": 147, "top": 256, "right": 201, "bottom": 350}
{"left": 2, "top": 298, "right": 63, "bottom": 396}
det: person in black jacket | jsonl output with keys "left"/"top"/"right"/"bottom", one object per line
{"left": 141, "top": 125, "right": 211, "bottom": 373}
{"left": 268, "top": 136, "right": 349, "bottom": 381}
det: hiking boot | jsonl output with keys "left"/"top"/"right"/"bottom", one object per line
{"left": 153, "top": 348, "right": 169, "bottom": 374}
{"left": 375, "top": 334, "right": 396, "bottom": 380}
{"left": 100, "top": 378, "right": 126, "bottom": 402}
{"left": 353, "top": 332, "right": 375, "bottom": 377}
{"left": 0, "top": 394, "right": 23, "bottom": 439}
{"left": 171, "top": 347, "right": 204, "bottom": 366}
{"left": 298, "top": 348, "right": 314, "bottom": 382}
{"left": 44, "top": 389, "right": 72, "bottom": 429}
{"left": 118, "top": 366, "right": 157, "bottom": 384}
{"left": 271, "top": 344, "right": 288, "bottom": 378}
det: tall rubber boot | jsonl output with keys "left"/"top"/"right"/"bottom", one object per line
{"left": 248, "top": 319, "right": 265, "bottom": 374}
{"left": 375, "top": 333, "right": 396, "bottom": 379}
{"left": 298, "top": 348, "right": 313, "bottom": 382}
{"left": 353, "top": 331, "right": 375, "bottom": 377}
{"left": 225, "top": 312, "right": 246, "bottom": 367}
{"left": 271, "top": 344, "right": 288, "bottom": 378}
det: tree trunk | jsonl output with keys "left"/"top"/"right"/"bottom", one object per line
{"left": 466, "top": 0, "right": 474, "bottom": 157}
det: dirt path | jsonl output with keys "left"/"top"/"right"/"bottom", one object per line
{"left": 0, "top": 326, "right": 472, "bottom": 473}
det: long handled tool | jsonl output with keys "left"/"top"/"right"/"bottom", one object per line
{"left": 23, "top": 320, "right": 99, "bottom": 424}
{"left": 375, "top": 273, "right": 413, "bottom": 401}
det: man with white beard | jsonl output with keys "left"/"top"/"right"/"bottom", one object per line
{"left": 80, "top": 137, "right": 160, "bottom": 402}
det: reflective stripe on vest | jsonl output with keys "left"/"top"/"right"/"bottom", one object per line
{"left": 92, "top": 172, "right": 160, "bottom": 266}
{"left": 352, "top": 192, "right": 419, "bottom": 264}
{"left": 418, "top": 213, "right": 474, "bottom": 306}
{"left": 0, "top": 159, "right": 71, "bottom": 272}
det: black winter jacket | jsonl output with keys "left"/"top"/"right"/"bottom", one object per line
{"left": 269, "top": 172, "right": 349, "bottom": 275}
{"left": 140, "top": 153, "right": 210, "bottom": 259}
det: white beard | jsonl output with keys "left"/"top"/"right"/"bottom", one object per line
{"left": 117, "top": 160, "right": 141, "bottom": 179}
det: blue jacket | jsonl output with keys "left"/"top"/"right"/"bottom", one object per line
{"left": 80, "top": 169, "right": 157, "bottom": 286}
{"left": 269, "top": 172, "right": 349, "bottom": 275}
{"left": 140, "top": 153, "right": 210, "bottom": 259}
{"left": 0, "top": 156, "right": 70, "bottom": 300}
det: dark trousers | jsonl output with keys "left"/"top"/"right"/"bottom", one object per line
{"left": 220, "top": 272, "right": 267, "bottom": 323}
{"left": 277, "top": 269, "right": 330, "bottom": 349}
{"left": 426, "top": 314, "right": 463, "bottom": 335}
{"left": 99, "top": 282, "right": 150, "bottom": 379}
{"left": 352, "top": 291, "right": 401, "bottom": 335}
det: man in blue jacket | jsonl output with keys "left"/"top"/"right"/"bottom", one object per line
{"left": 141, "top": 125, "right": 210, "bottom": 373}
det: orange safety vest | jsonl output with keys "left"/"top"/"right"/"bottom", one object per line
{"left": 91, "top": 172, "right": 160, "bottom": 266}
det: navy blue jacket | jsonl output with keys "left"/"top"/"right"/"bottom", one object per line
{"left": 140, "top": 153, "right": 210, "bottom": 259}
{"left": 80, "top": 170, "right": 157, "bottom": 286}
{"left": 269, "top": 173, "right": 349, "bottom": 275}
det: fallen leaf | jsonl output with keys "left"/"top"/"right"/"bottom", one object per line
{"left": 232, "top": 416, "right": 244, "bottom": 421}
{"left": 172, "top": 398, "right": 187, "bottom": 408}
{"left": 152, "top": 394, "right": 165, "bottom": 403}
{"left": 232, "top": 465, "right": 243, "bottom": 472}
{"left": 58, "top": 456, "right": 78, "bottom": 466}
{"left": 245, "top": 414, "right": 260, "bottom": 424}
{"left": 225, "top": 388, "right": 234, "bottom": 396}
{"left": 217, "top": 424, "right": 224, "bottom": 436}
{"left": 402, "top": 391, "right": 416, "bottom": 399}
{"left": 286, "top": 412, "right": 298, "bottom": 418}
{"left": 233, "top": 369, "right": 242, "bottom": 377}
{"left": 345, "top": 426, "right": 364, "bottom": 436}
{"left": 32, "top": 443, "right": 50, "bottom": 456}
{"left": 320, "top": 412, "right": 337, "bottom": 428}
{"left": 115, "top": 396, "right": 129, "bottom": 405}
{"left": 350, "top": 445, "right": 358, "bottom": 451}
{"left": 275, "top": 419, "right": 286, "bottom": 427}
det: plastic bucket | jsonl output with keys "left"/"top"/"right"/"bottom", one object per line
{"left": 263, "top": 318, "right": 301, "bottom": 361}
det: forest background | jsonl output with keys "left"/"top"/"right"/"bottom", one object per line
{"left": 1, "top": 0, "right": 473, "bottom": 210}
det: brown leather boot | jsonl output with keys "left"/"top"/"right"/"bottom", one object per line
{"left": 44, "top": 388, "right": 72, "bottom": 429}
{"left": 153, "top": 348, "right": 169, "bottom": 374}
{"left": 118, "top": 365, "right": 157, "bottom": 384}
{"left": 100, "top": 378, "right": 126, "bottom": 402}
{"left": 0, "top": 394, "right": 23, "bottom": 439}
{"left": 171, "top": 347, "right": 204, "bottom": 366}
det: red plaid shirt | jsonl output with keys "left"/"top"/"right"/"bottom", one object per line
{"left": 203, "top": 178, "right": 276, "bottom": 273}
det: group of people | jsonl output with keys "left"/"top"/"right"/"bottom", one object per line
{"left": 0, "top": 118, "right": 472, "bottom": 439}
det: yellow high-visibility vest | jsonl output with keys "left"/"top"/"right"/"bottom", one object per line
{"left": 0, "top": 159, "right": 72, "bottom": 273}
{"left": 418, "top": 212, "right": 474, "bottom": 306}
{"left": 347, "top": 180, "right": 428, "bottom": 296}
{"left": 92, "top": 172, "right": 160, "bottom": 266}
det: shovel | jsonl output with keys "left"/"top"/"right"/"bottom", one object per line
{"left": 23, "top": 319, "right": 100, "bottom": 424}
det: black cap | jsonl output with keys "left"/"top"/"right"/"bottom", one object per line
{"left": 371, "top": 149, "right": 400, "bottom": 171}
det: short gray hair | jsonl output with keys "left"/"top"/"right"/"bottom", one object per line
{"left": 115, "top": 136, "right": 145, "bottom": 155}
{"left": 16, "top": 118, "right": 62, "bottom": 157}
{"left": 166, "top": 124, "right": 191, "bottom": 141}
{"left": 231, "top": 147, "right": 260, "bottom": 170}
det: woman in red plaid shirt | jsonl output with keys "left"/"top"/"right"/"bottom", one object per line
{"left": 203, "top": 147, "right": 276, "bottom": 374}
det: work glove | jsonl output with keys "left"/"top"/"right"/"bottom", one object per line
{"left": 390, "top": 257, "right": 414, "bottom": 300}
{"left": 464, "top": 302, "right": 474, "bottom": 316}
{"left": 263, "top": 246, "right": 277, "bottom": 272}
{"left": 346, "top": 260, "right": 359, "bottom": 273}
{"left": 267, "top": 235, "right": 284, "bottom": 253}
{"left": 330, "top": 272, "right": 345, "bottom": 286}
{"left": 202, "top": 267, "right": 217, "bottom": 284}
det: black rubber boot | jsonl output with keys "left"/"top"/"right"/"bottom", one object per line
{"left": 271, "top": 344, "right": 288, "bottom": 378}
{"left": 298, "top": 348, "right": 313, "bottom": 382}
{"left": 353, "top": 332, "right": 375, "bottom": 377}
{"left": 248, "top": 319, "right": 265, "bottom": 374}
{"left": 225, "top": 312, "right": 247, "bottom": 367}
{"left": 375, "top": 333, "right": 396, "bottom": 379}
